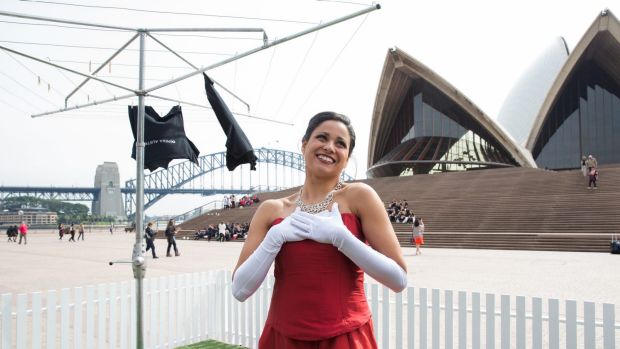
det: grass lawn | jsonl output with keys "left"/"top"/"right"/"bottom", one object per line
{"left": 176, "top": 339, "right": 247, "bottom": 349}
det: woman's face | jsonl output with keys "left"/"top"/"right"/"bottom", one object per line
{"left": 302, "top": 120, "right": 350, "bottom": 178}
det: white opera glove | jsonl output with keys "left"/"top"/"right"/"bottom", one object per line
{"left": 290, "top": 203, "right": 408, "bottom": 292}
{"left": 232, "top": 216, "right": 307, "bottom": 302}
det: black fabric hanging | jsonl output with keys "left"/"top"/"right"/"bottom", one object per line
{"left": 128, "top": 105, "right": 200, "bottom": 172}
{"left": 203, "top": 73, "right": 257, "bottom": 171}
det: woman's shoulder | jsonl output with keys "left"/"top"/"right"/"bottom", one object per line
{"left": 254, "top": 195, "right": 297, "bottom": 222}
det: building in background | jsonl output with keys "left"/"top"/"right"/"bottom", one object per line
{"left": 92, "top": 162, "right": 127, "bottom": 220}
{"left": 368, "top": 9, "right": 620, "bottom": 176}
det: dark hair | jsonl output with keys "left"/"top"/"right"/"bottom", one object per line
{"left": 167, "top": 219, "right": 174, "bottom": 227}
{"left": 302, "top": 111, "right": 356, "bottom": 156}
{"left": 414, "top": 218, "right": 420, "bottom": 227}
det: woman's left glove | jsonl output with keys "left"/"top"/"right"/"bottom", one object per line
{"left": 289, "top": 203, "right": 350, "bottom": 248}
{"left": 291, "top": 203, "right": 407, "bottom": 292}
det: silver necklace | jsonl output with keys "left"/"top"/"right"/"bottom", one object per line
{"left": 296, "top": 181, "right": 343, "bottom": 214}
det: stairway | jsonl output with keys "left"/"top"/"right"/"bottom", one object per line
{"left": 178, "top": 165, "right": 620, "bottom": 252}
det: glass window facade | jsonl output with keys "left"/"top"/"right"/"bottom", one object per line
{"left": 533, "top": 62, "right": 620, "bottom": 169}
{"left": 370, "top": 82, "right": 518, "bottom": 177}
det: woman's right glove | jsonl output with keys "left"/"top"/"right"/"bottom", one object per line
{"left": 232, "top": 216, "right": 306, "bottom": 301}
{"left": 290, "top": 203, "right": 407, "bottom": 292}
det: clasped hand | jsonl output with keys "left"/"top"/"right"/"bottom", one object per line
{"left": 290, "top": 203, "right": 350, "bottom": 248}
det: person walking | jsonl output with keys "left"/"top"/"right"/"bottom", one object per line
{"left": 580, "top": 156, "right": 587, "bottom": 177}
{"left": 232, "top": 111, "right": 407, "bottom": 348}
{"left": 588, "top": 168, "right": 599, "bottom": 189}
{"left": 585, "top": 154, "right": 598, "bottom": 173}
{"left": 18, "top": 221, "right": 28, "bottom": 245}
{"left": 77, "top": 223, "right": 85, "bottom": 240}
{"left": 144, "top": 222, "right": 159, "bottom": 259}
{"left": 58, "top": 223, "right": 64, "bottom": 240}
{"left": 68, "top": 224, "right": 76, "bottom": 242}
{"left": 413, "top": 217, "right": 424, "bottom": 255}
{"left": 165, "top": 219, "right": 180, "bottom": 257}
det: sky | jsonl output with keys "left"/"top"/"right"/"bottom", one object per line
{"left": 0, "top": 0, "right": 613, "bottom": 215}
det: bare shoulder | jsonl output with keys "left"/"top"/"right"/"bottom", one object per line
{"left": 336, "top": 182, "right": 382, "bottom": 215}
{"left": 252, "top": 194, "right": 297, "bottom": 226}
{"left": 343, "top": 182, "right": 379, "bottom": 200}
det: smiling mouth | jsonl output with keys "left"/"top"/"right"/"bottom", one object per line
{"left": 317, "top": 154, "right": 335, "bottom": 164}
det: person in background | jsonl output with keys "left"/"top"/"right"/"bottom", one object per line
{"left": 581, "top": 156, "right": 587, "bottom": 177}
{"left": 18, "top": 221, "right": 28, "bottom": 245}
{"left": 144, "top": 222, "right": 159, "bottom": 259}
{"left": 232, "top": 111, "right": 407, "bottom": 348}
{"left": 588, "top": 168, "right": 599, "bottom": 189}
{"left": 77, "top": 223, "right": 85, "bottom": 240}
{"left": 413, "top": 217, "right": 424, "bottom": 255}
{"left": 58, "top": 223, "right": 64, "bottom": 240}
{"left": 165, "top": 219, "right": 180, "bottom": 257}
{"left": 68, "top": 223, "right": 76, "bottom": 242}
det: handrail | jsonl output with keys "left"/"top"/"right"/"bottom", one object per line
{"left": 171, "top": 186, "right": 291, "bottom": 225}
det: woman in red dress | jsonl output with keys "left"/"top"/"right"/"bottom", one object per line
{"left": 232, "top": 111, "right": 408, "bottom": 348}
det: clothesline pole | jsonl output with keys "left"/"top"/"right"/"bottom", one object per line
{"left": 132, "top": 30, "right": 147, "bottom": 349}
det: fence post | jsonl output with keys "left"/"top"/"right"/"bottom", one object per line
{"left": 486, "top": 293, "right": 495, "bottom": 349}
{"left": 532, "top": 297, "right": 542, "bottom": 349}
{"left": 86, "top": 286, "right": 95, "bottom": 349}
{"left": 472, "top": 292, "right": 480, "bottom": 349}
{"left": 46, "top": 289, "right": 56, "bottom": 349}
{"left": 548, "top": 298, "right": 559, "bottom": 349}
{"left": 395, "top": 290, "right": 403, "bottom": 349}
{"left": 583, "top": 301, "right": 595, "bottom": 349}
{"left": 382, "top": 286, "right": 390, "bottom": 349}
{"left": 515, "top": 296, "right": 525, "bottom": 349}
{"left": 565, "top": 300, "right": 577, "bottom": 349}
{"left": 74, "top": 287, "right": 83, "bottom": 349}
{"left": 371, "top": 283, "right": 379, "bottom": 339}
{"left": 32, "top": 292, "right": 42, "bottom": 348}
{"left": 168, "top": 275, "right": 176, "bottom": 347}
{"left": 61, "top": 288, "right": 70, "bottom": 349}
{"left": 445, "top": 290, "right": 453, "bottom": 349}
{"left": 500, "top": 295, "right": 509, "bottom": 349}
{"left": 110, "top": 283, "right": 118, "bottom": 348}
{"left": 98, "top": 284, "right": 106, "bottom": 349}
{"left": 603, "top": 303, "right": 615, "bottom": 349}
{"left": 16, "top": 294, "right": 26, "bottom": 349}
{"left": 407, "top": 287, "right": 415, "bottom": 349}
{"left": 159, "top": 276, "right": 166, "bottom": 348}
{"left": 458, "top": 291, "right": 467, "bottom": 349}
{"left": 1, "top": 293, "right": 12, "bottom": 349}
{"left": 432, "top": 288, "right": 440, "bottom": 349}
{"left": 420, "top": 288, "right": 428, "bottom": 349}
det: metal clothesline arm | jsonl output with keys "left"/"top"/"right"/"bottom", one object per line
{"left": 145, "top": 28, "right": 266, "bottom": 33}
{"left": 147, "top": 94, "right": 293, "bottom": 126}
{"left": 0, "top": 10, "right": 137, "bottom": 31}
{"left": 0, "top": 44, "right": 137, "bottom": 93}
{"left": 146, "top": 32, "right": 251, "bottom": 112}
{"left": 31, "top": 93, "right": 136, "bottom": 118}
{"left": 143, "top": 4, "right": 381, "bottom": 95}
{"left": 65, "top": 33, "right": 140, "bottom": 107}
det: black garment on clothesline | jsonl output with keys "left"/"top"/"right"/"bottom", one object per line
{"left": 203, "top": 73, "right": 257, "bottom": 171}
{"left": 128, "top": 105, "right": 200, "bottom": 172}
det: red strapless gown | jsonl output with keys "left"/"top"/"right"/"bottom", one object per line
{"left": 258, "top": 213, "right": 377, "bottom": 349}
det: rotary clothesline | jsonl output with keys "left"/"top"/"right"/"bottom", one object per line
{"left": 0, "top": 4, "right": 380, "bottom": 348}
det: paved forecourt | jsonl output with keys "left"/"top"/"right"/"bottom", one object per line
{"left": 1, "top": 228, "right": 619, "bottom": 309}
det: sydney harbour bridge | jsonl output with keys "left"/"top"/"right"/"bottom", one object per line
{"left": 0, "top": 148, "right": 354, "bottom": 218}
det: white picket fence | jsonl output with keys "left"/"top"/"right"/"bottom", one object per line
{"left": 1, "top": 270, "right": 618, "bottom": 348}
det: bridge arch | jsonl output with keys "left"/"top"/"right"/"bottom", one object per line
{"left": 124, "top": 148, "right": 354, "bottom": 216}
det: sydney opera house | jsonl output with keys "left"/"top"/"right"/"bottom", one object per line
{"left": 367, "top": 9, "right": 620, "bottom": 177}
